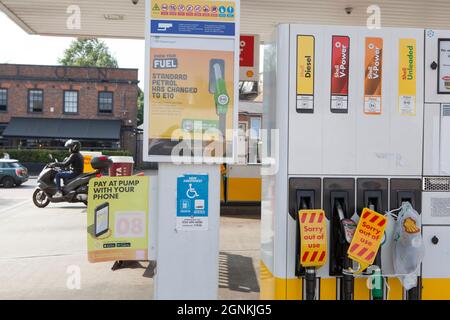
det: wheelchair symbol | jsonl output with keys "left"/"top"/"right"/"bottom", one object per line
{"left": 186, "top": 184, "right": 199, "bottom": 199}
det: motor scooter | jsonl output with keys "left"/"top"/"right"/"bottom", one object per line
{"left": 32, "top": 154, "right": 111, "bottom": 208}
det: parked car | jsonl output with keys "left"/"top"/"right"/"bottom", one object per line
{"left": 0, "top": 159, "right": 29, "bottom": 188}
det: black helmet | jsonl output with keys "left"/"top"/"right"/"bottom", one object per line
{"left": 65, "top": 139, "right": 81, "bottom": 153}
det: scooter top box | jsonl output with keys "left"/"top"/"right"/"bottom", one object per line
{"left": 90, "top": 156, "right": 112, "bottom": 170}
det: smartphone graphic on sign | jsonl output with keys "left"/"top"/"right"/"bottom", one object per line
{"left": 94, "top": 202, "right": 109, "bottom": 237}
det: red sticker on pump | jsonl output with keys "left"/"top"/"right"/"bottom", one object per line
{"left": 330, "top": 36, "right": 350, "bottom": 112}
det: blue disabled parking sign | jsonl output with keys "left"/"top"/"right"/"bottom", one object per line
{"left": 176, "top": 174, "right": 209, "bottom": 231}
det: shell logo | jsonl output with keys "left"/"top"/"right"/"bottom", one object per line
{"left": 403, "top": 217, "right": 420, "bottom": 233}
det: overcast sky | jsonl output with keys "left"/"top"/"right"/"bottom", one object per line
{"left": 0, "top": 12, "right": 145, "bottom": 88}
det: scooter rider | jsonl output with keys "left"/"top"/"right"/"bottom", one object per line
{"left": 53, "top": 139, "right": 84, "bottom": 198}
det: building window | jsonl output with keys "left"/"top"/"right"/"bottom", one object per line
{"left": 0, "top": 89, "right": 7, "bottom": 111}
{"left": 64, "top": 90, "right": 78, "bottom": 113}
{"left": 98, "top": 91, "right": 113, "bottom": 114}
{"left": 28, "top": 89, "right": 44, "bottom": 113}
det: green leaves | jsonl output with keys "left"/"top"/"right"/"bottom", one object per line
{"left": 137, "top": 88, "right": 144, "bottom": 126}
{"left": 58, "top": 38, "right": 118, "bottom": 68}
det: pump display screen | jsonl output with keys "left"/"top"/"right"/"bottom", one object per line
{"left": 95, "top": 202, "right": 109, "bottom": 237}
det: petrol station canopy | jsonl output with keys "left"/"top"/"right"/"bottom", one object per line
{"left": 2, "top": 0, "right": 450, "bottom": 40}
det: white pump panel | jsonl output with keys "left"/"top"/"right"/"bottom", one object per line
{"left": 286, "top": 26, "right": 423, "bottom": 176}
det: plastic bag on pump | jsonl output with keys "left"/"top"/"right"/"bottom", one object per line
{"left": 393, "top": 202, "right": 425, "bottom": 290}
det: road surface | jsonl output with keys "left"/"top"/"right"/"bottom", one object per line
{"left": 0, "top": 179, "right": 260, "bottom": 299}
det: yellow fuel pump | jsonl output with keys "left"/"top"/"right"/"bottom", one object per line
{"left": 298, "top": 209, "right": 327, "bottom": 300}
{"left": 260, "top": 24, "right": 424, "bottom": 300}
{"left": 345, "top": 208, "right": 388, "bottom": 300}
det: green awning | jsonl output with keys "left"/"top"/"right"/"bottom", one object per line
{"left": 3, "top": 117, "right": 122, "bottom": 140}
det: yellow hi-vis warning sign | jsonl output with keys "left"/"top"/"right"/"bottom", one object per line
{"left": 347, "top": 208, "right": 387, "bottom": 273}
{"left": 299, "top": 209, "right": 327, "bottom": 268}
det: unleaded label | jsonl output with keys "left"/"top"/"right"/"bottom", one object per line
{"left": 398, "top": 38, "right": 416, "bottom": 116}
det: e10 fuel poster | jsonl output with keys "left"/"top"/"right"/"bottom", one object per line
{"left": 364, "top": 37, "right": 383, "bottom": 115}
{"left": 87, "top": 176, "right": 149, "bottom": 263}
{"left": 144, "top": 0, "right": 239, "bottom": 163}
{"left": 330, "top": 36, "right": 350, "bottom": 113}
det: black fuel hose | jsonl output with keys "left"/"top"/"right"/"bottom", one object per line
{"left": 305, "top": 268, "right": 317, "bottom": 300}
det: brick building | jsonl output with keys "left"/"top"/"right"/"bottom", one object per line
{"left": 0, "top": 64, "right": 139, "bottom": 154}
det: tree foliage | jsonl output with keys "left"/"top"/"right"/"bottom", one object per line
{"left": 58, "top": 38, "right": 118, "bottom": 68}
{"left": 137, "top": 88, "right": 144, "bottom": 126}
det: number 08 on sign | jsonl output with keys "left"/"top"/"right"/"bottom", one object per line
{"left": 347, "top": 208, "right": 387, "bottom": 273}
{"left": 298, "top": 210, "right": 327, "bottom": 268}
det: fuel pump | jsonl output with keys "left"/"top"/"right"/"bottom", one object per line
{"left": 335, "top": 200, "right": 356, "bottom": 300}
{"left": 390, "top": 178, "right": 422, "bottom": 300}
{"left": 289, "top": 178, "right": 322, "bottom": 300}
{"left": 299, "top": 197, "right": 316, "bottom": 300}
{"left": 346, "top": 207, "right": 388, "bottom": 302}
{"left": 422, "top": 29, "right": 450, "bottom": 299}
{"left": 298, "top": 206, "right": 327, "bottom": 300}
{"left": 259, "top": 24, "right": 425, "bottom": 301}
{"left": 325, "top": 178, "right": 355, "bottom": 300}
{"left": 357, "top": 179, "right": 388, "bottom": 300}
{"left": 368, "top": 195, "right": 384, "bottom": 301}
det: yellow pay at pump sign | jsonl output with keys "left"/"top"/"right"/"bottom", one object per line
{"left": 299, "top": 210, "right": 327, "bottom": 268}
{"left": 347, "top": 208, "right": 387, "bottom": 271}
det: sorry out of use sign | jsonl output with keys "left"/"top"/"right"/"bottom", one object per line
{"left": 347, "top": 208, "right": 387, "bottom": 272}
{"left": 298, "top": 209, "right": 327, "bottom": 267}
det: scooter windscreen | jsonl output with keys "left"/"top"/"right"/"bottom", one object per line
{"left": 38, "top": 167, "right": 57, "bottom": 184}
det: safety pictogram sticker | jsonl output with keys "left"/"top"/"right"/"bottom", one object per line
{"left": 299, "top": 209, "right": 327, "bottom": 268}
{"left": 347, "top": 208, "right": 387, "bottom": 273}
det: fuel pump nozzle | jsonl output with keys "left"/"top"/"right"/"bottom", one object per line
{"left": 335, "top": 200, "right": 356, "bottom": 300}
{"left": 209, "top": 60, "right": 229, "bottom": 157}
{"left": 300, "top": 197, "right": 317, "bottom": 301}
{"left": 397, "top": 198, "right": 422, "bottom": 300}
{"left": 212, "top": 62, "right": 229, "bottom": 116}
{"left": 336, "top": 201, "right": 356, "bottom": 248}
{"left": 300, "top": 198, "right": 310, "bottom": 211}
{"left": 367, "top": 201, "right": 384, "bottom": 300}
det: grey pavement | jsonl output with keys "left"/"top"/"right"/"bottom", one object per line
{"left": 0, "top": 179, "right": 260, "bottom": 299}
